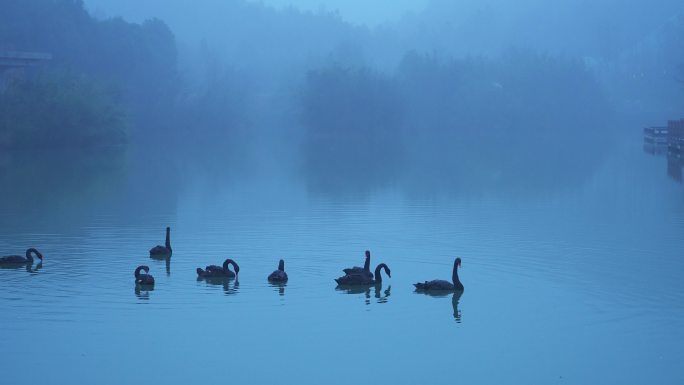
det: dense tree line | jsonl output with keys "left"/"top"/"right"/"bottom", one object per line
{"left": 0, "top": 72, "right": 125, "bottom": 148}
{"left": 299, "top": 50, "right": 611, "bottom": 190}
{"left": 300, "top": 66, "right": 405, "bottom": 186}
{"left": 3, "top": 0, "right": 672, "bottom": 170}
{"left": 0, "top": 0, "right": 176, "bottom": 148}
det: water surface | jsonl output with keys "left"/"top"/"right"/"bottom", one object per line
{"left": 1, "top": 139, "right": 683, "bottom": 384}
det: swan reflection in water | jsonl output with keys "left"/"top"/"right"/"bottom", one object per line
{"left": 26, "top": 262, "right": 43, "bottom": 274}
{"left": 269, "top": 282, "right": 286, "bottom": 296}
{"left": 336, "top": 284, "right": 391, "bottom": 305}
{"left": 451, "top": 291, "right": 462, "bottom": 322}
{"left": 197, "top": 276, "right": 240, "bottom": 296}
{"left": 134, "top": 284, "right": 154, "bottom": 300}
{"left": 415, "top": 290, "right": 463, "bottom": 322}
{"left": 150, "top": 254, "right": 171, "bottom": 276}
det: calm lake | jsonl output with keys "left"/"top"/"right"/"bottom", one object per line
{"left": 1, "top": 134, "right": 683, "bottom": 385}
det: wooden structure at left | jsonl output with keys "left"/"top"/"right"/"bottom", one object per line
{"left": 0, "top": 51, "right": 52, "bottom": 68}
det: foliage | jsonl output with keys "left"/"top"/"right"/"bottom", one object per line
{"left": 0, "top": 72, "right": 126, "bottom": 149}
{"left": 0, "top": 0, "right": 177, "bottom": 144}
{"left": 299, "top": 50, "right": 612, "bottom": 191}
{"left": 300, "top": 65, "right": 406, "bottom": 186}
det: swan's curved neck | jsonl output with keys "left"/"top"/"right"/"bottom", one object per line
{"left": 374, "top": 263, "right": 388, "bottom": 283}
{"left": 135, "top": 266, "right": 146, "bottom": 278}
{"left": 224, "top": 259, "right": 239, "bottom": 275}
{"left": 278, "top": 260, "right": 285, "bottom": 271}
{"left": 452, "top": 262, "right": 461, "bottom": 288}
{"left": 25, "top": 248, "right": 41, "bottom": 261}
{"left": 165, "top": 228, "right": 171, "bottom": 250}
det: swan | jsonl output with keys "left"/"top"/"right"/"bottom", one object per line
{"left": 149, "top": 227, "right": 172, "bottom": 257}
{"left": 342, "top": 250, "right": 372, "bottom": 278}
{"left": 197, "top": 258, "right": 239, "bottom": 279}
{"left": 414, "top": 257, "right": 463, "bottom": 292}
{"left": 134, "top": 265, "right": 155, "bottom": 285}
{"left": 268, "top": 259, "right": 288, "bottom": 283}
{"left": 0, "top": 248, "right": 43, "bottom": 265}
{"left": 335, "top": 263, "right": 391, "bottom": 285}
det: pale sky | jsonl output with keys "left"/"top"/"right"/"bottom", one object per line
{"left": 248, "top": 0, "right": 429, "bottom": 25}
{"left": 85, "top": 0, "right": 429, "bottom": 27}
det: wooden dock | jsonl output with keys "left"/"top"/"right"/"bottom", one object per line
{"left": 0, "top": 51, "right": 52, "bottom": 68}
{"left": 643, "top": 119, "right": 684, "bottom": 183}
{"left": 643, "top": 126, "right": 668, "bottom": 145}
{"left": 667, "top": 119, "right": 684, "bottom": 156}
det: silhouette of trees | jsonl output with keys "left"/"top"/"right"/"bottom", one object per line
{"left": 0, "top": 72, "right": 125, "bottom": 149}
{"left": 298, "top": 50, "right": 611, "bottom": 191}
{"left": 300, "top": 65, "right": 406, "bottom": 187}
{"left": 0, "top": 0, "right": 177, "bottom": 146}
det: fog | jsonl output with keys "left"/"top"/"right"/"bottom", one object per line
{"left": 87, "top": 0, "right": 429, "bottom": 27}
{"left": 2, "top": 0, "right": 683, "bottom": 191}
{"left": 3, "top": 2, "right": 684, "bottom": 384}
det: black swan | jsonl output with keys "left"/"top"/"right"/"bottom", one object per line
{"left": 335, "top": 263, "right": 391, "bottom": 285}
{"left": 268, "top": 259, "right": 288, "bottom": 283}
{"left": 149, "top": 227, "right": 172, "bottom": 257}
{"left": 197, "top": 258, "right": 239, "bottom": 278}
{"left": 342, "top": 250, "right": 372, "bottom": 278}
{"left": 135, "top": 265, "right": 155, "bottom": 285}
{"left": 0, "top": 248, "right": 43, "bottom": 265}
{"left": 414, "top": 257, "right": 463, "bottom": 292}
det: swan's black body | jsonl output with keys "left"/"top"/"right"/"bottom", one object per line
{"left": 414, "top": 257, "right": 463, "bottom": 292}
{"left": 135, "top": 265, "right": 155, "bottom": 285}
{"left": 335, "top": 263, "right": 391, "bottom": 285}
{"left": 149, "top": 227, "right": 172, "bottom": 257}
{"left": 0, "top": 248, "right": 43, "bottom": 265}
{"left": 197, "top": 259, "right": 239, "bottom": 278}
{"left": 342, "top": 250, "right": 373, "bottom": 278}
{"left": 268, "top": 259, "right": 288, "bottom": 282}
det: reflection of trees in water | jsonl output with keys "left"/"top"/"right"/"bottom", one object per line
{"left": 0, "top": 148, "right": 181, "bottom": 233}
{"left": 336, "top": 284, "right": 391, "bottom": 305}
{"left": 304, "top": 135, "right": 605, "bottom": 200}
{"left": 0, "top": 148, "right": 127, "bottom": 230}
{"left": 405, "top": 135, "right": 605, "bottom": 198}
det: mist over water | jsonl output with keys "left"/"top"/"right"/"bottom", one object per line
{"left": 1, "top": 1, "right": 684, "bottom": 384}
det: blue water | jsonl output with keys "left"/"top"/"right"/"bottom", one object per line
{"left": 1, "top": 139, "right": 683, "bottom": 384}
